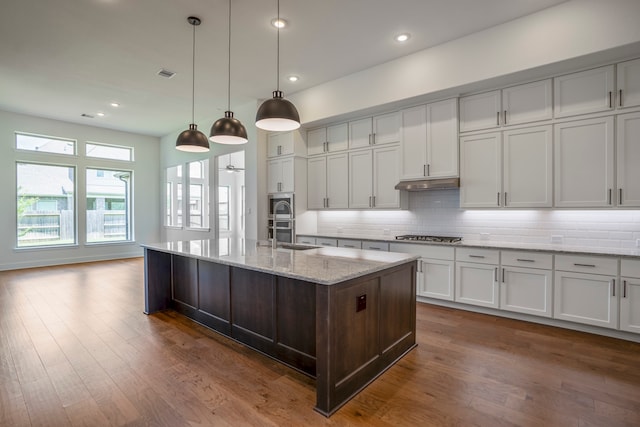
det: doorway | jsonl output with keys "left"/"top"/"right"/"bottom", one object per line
{"left": 217, "top": 151, "right": 245, "bottom": 243}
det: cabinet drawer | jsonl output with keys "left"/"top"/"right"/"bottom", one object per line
{"left": 621, "top": 259, "right": 640, "bottom": 278}
{"left": 296, "top": 236, "right": 316, "bottom": 245}
{"left": 338, "top": 239, "right": 362, "bottom": 249}
{"left": 456, "top": 248, "right": 499, "bottom": 264}
{"left": 315, "top": 237, "right": 337, "bottom": 247}
{"left": 362, "top": 241, "right": 389, "bottom": 251}
{"left": 501, "top": 251, "right": 552, "bottom": 269}
{"left": 389, "top": 243, "right": 454, "bottom": 260}
{"left": 555, "top": 254, "right": 618, "bottom": 276}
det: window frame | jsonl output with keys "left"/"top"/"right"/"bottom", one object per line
{"left": 84, "top": 167, "right": 133, "bottom": 244}
{"left": 85, "top": 141, "right": 134, "bottom": 162}
{"left": 15, "top": 132, "right": 77, "bottom": 156}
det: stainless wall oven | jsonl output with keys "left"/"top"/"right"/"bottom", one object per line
{"left": 268, "top": 193, "right": 295, "bottom": 243}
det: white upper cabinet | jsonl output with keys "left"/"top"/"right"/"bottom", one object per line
{"left": 307, "top": 153, "right": 349, "bottom": 209}
{"left": 267, "top": 131, "right": 305, "bottom": 158}
{"left": 502, "top": 79, "right": 553, "bottom": 126}
{"left": 349, "top": 112, "right": 400, "bottom": 149}
{"left": 554, "top": 117, "right": 615, "bottom": 207}
{"left": 348, "top": 149, "right": 373, "bottom": 208}
{"left": 617, "top": 112, "right": 640, "bottom": 207}
{"left": 307, "top": 156, "right": 327, "bottom": 209}
{"left": 400, "top": 105, "right": 427, "bottom": 180}
{"left": 460, "top": 80, "right": 552, "bottom": 132}
{"left": 502, "top": 125, "right": 553, "bottom": 208}
{"left": 617, "top": 58, "right": 640, "bottom": 109}
{"left": 372, "top": 145, "right": 401, "bottom": 208}
{"left": 307, "top": 123, "right": 349, "bottom": 156}
{"left": 460, "top": 90, "right": 501, "bottom": 132}
{"left": 267, "top": 157, "right": 295, "bottom": 193}
{"left": 554, "top": 65, "right": 615, "bottom": 118}
{"left": 460, "top": 132, "right": 502, "bottom": 208}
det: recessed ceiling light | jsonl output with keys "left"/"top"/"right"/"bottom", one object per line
{"left": 271, "top": 18, "right": 287, "bottom": 28}
{"left": 288, "top": 75, "right": 299, "bottom": 82}
{"left": 395, "top": 33, "right": 411, "bottom": 43}
{"left": 110, "top": 102, "right": 120, "bottom": 107}
{"left": 96, "top": 112, "right": 105, "bottom": 117}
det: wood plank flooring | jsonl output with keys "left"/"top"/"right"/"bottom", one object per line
{"left": 1, "top": 258, "right": 639, "bottom": 426}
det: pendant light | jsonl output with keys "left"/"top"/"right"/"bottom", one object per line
{"left": 210, "top": 0, "right": 248, "bottom": 145}
{"left": 176, "top": 16, "right": 210, "bottom": 152}
{"left": 255, "top": 0, "right": 300, "bottom": 132}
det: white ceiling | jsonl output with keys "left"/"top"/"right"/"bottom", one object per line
{"left": 0, "top": 0, "right": 568, "bottom": 137}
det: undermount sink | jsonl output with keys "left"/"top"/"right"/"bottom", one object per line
{"left": 277, "top": 243, "right": 317, "bottom": 251}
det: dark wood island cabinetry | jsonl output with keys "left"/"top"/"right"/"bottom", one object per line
{"left": 143, "top": 240, "right": 418, "bottom": 416}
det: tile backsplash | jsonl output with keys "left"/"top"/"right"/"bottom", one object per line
{"left": 317, "top": 190, "right": 640, "bottom": 250}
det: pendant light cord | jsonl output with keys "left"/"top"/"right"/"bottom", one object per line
{"left": 227, "top": 0, "right": 232, "bottom": 111}
{"left": 276, "top": 0, "right": 280, "bottom": 91}
{"left": 191, "top": 20, "right": 196, "bottom": 123}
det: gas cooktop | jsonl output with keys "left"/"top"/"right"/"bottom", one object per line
{"left": 395, "top": 235, "right": 462, "bottom": 243}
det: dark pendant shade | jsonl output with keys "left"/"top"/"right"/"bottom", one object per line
{"left": 255, "top": 90, "right": 300, "bottom": 131}
{"left": 210, "top": 110, "right": 248, "bottom": 145}
{"left": 176, "top": 123, "right": 210, "bottom": 152}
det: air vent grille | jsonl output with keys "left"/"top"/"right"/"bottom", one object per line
{"left": 157, "top": 68, "right": 176, "bottom": 78}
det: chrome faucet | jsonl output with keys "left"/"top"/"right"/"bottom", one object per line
{"left": 271, "top": 199, "right": 293, "bottom": 249}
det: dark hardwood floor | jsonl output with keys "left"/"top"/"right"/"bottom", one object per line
{"left": 1, "top": 258, "right": 639, "bottom": 426}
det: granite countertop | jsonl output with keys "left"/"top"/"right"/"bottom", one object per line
{"left": 141, "top": 239, "right": 419, "bottom": 285}
{"left": 297, "top": 233, "right": 640, "bottom": 258}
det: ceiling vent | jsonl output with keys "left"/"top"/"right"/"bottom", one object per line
{"left": 81, "top": 113, "right": 94, "bottom": 118}
{"left": 157, "top": 68, "right": 176, "bottom": 78}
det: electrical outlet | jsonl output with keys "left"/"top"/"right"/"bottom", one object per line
{"left": 480, "top": 233, "right": 490, "bottom": 241}
{"left": 356, "top": 294, "right": 366, "bottom": 312}
{"left": 551, "top": 235, "right": 563, "bottom": 244}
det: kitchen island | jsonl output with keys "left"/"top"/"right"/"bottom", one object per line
{"left": 142, "top": 239, "right": 418, "bottom": 416}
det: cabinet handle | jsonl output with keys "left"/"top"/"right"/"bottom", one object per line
{"left": 608, "top": 91, "right": 612, "bottom": 109}
{"left": 278, "top": 145, "right": 282, "bottom": 155}
{"left": 369, "top": 247, "right": 381, "bottom": 251}
{"left": 612, "top": 279, "right": 616, "bottom": 297}
{"left": 497, "top": 192, "right": 501, "bottom": 207}
{"left": 502, "top": 268, "right": 505, "bottom": 283}
{"left": 372, "top": 195, "right": 376, "bottom": 207}
{"left": 496, "top": 111, "right": 500, "bottom": 126}
{"left": 573, "top": 263, "right": 596, "bottom": 268}
{"left": 427, "top": 164, "right": 430, "bottom": 176}
{"left": 369, "top": 196, "right": 372, "bottom": 207}
{"left": 423, "top": 164, "right": 427, "bottom": 177}
{"left": 504, "top": 192, "right": 508, "bottom": 207}
{"left": 516, "top": 258, "right": 535, "bottom": 263}
{"left": 469, "top": 255, "right": 485, "bottom": 259}
{"left": 619, "top": 188, "right": 623, "bottom": 205}
{"left": 342, "top": 245, "right": 355, "bottom": 248}
{"left": 494, "top": 267, "right": 498, "bottom": 282}
{"left": 608, "top": 189, "right": 612, "bottom": 205}
{"left": 321, "top": 243, "right": 332, "bottom": 246}
{"left": 326, "top": 198, "right": 330, "bottom": 208}
{"left": 623, "top": 280, "right": 627, "bottom": 298}
{"left": 619, "top": 89, "right": 623, "bottom": 107}
{"left": 372, "top": 133, "right": 376, "bottom": 145}
{"left": 503, "top": 110, "right": 507, "bottom": 125}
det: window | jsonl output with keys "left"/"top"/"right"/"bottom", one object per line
{"left": 86, "top": 142, "right": 133, "bottom": 161}
{"left": 17, "top": 162, "right": 76, "bottom": 247}
{"left": 188, "top": 160, "right": 209, "bottom": 229}
{"left": 218, "top": 186, "right": 230, "bottom": 231}
{"left": 16, "top": 133, "right": 75, "bottom": 155}
{"left": 166, "top": 165, "right": 182, "bottom": 226}
{"left": 86, "top": 168, "right": 132, "bottom": 243}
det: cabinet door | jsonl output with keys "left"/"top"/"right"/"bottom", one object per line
{"left": 460, "top": 132, "right": 502, "bottom": 208}
{"left": 400, "top": 105, "right": 427, "bottom": 180}
{"left": 554, "top": 65, "right": 615, "bottom": 118}
{"left": 455, "top": 262, "right": 499, "bottom": 308}
{"left": 427, "top": 98, "right": 459, "bottom": 178}
{"left": 616, "top": 58, "right": 640, "bottom": 109}
{"left": 307, "top": 156, "right": 327, "bottom": 209}
{"left": 419, "top": 258, "right": 454, "bottom": 301}
{"left": 349, "top": 117, "right": 373, "bottom": 149}
{"left": 280, "top": 157, "right": 295, "bottom": 193}
{"left": 620, "top": 277, "right": 640, "bottom": 334}
{"left": 500, "top": 267, "right": 552, "bottom": 317}
{"left": 553, "top": 271, "right": 618, "bottom": 329}
{"left": 338, "top": 239, "right": 362, "bottom": 249}
{"left": 373, "top": 111, "right": 401, "bottom": 145}
{"left": 503, "top": 125, "right": 552, "bottom": 207}
{"left": 267, "top": 159, "right": 282, "bottom": 193}
{"left": 502, "top": 79, "right": 552, "bottom": 126}
{"left": 459, "top": 90, "right": 501, "bottom": 132}
{"left": 373, "top": 145, "right": 401, "bottom": 208}
{"left": 267, "top": 132, "right": 293, "bottom": 157}
{"left": 554, "top": 117, "right": 615, "bottom": 207}
{"left": 307, "top": 128, "right": 327, "bottom": 156}
{"left": 326, "top": 123, "right": 349, "bottom": 152}
{"left": 349, "top": 149, "right": 373, "bottom": 208}
{"left": 326, "top": 153, "right": 349, "bottom": 208}
{"left": 616, "top": 112, "right": 640, "bottom": 207}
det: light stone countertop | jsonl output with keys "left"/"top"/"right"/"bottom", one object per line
{"left": 297, "top": 233, "right": 640, "bottom": 258}
{"left": 141, "top": 238, "right": 419, "bottom": 286}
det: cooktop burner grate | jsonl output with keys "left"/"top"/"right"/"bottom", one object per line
{"left": 395, "top": 235, "right": 462, "bottom": 243}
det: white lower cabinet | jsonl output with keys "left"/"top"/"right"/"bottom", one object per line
{"left": 296, "top": 236, "right": 316, "bottom": 245}
{"left": 316, "top": 237, "right": 337, "bottom": 247}
{"left": 620, "top": 259, "right": 640, "bottom": 334}
{"left": 455, "top": 248, "right": 500, "bottom": 308}
{"left": 390, "top": 243, "right": 454, "bottom": 301}
{"left": 553, "top": 255, "right": 618, "bottom": 329}
{"left": 338, "top": 239, "right": 362, "bottom": 249}
{"left": 362, "top": 241, "right": 389, "bottom": 251}
{"left": 499, "top": 251, "right": 553, "bottom": 317}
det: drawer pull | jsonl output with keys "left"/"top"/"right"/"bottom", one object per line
{"left": 342, "top": 245, "right": 355, "bottom": 248}
{"left": 321, "top": 243, "right": 333, "bottom": 246}
{"left": 623, "top": 280, "right": 627, "bottom": 298}
{"left": 612, "top": 279, "right": 616, "bottom": 297}
{"left": 573, "top": 263, "right": 596, "bottom": 268}
{"left": 469, "top": 255, "right": 485, "bottom": 259}
{"left": 516, "top": 258, "right": 535, "bottom": 263}
{"left": 368, "top": 247, "right": 381, "bottom": 251}
{"left": 494, "top": 267, "right": 498, "bottom": 282}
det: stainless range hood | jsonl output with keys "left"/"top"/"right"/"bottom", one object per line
{"left": 394, "top": 178, "right": 460, "bottom": 191}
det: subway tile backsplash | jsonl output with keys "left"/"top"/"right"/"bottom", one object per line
{"left": 317, "top": 190, "right": 640, "bottom": 250}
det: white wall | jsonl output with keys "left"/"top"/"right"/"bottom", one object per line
{"left": 291, "top": 0, "right": 640, "bottom": 125}
{"left": 316, "top": 190, "right": 640, "bottom": 250}
{"left": 159, "top": 100, "right": 261, "bottom": 242}
{"left": 0, "top": 109, "right": 161, "bottom": 270}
